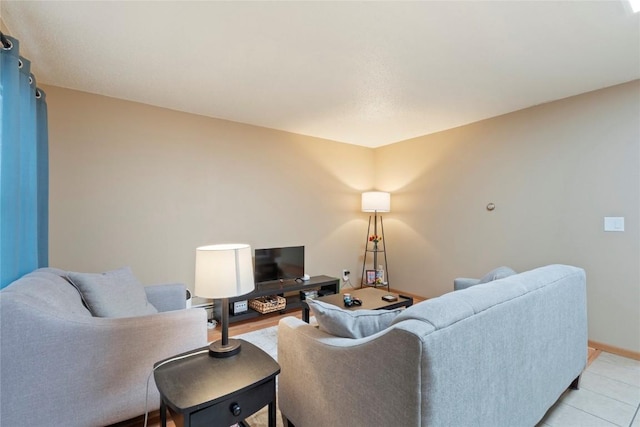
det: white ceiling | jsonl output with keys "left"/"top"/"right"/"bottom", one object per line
{"left": 2, "top": 1, "right": 639, "bottom": 148}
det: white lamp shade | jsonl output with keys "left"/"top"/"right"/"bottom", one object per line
{"left": 195, "top": 244, "right": 255, "bottom": 299}
{"left": 361, "top": 191, "right": 391, "bottom": 212}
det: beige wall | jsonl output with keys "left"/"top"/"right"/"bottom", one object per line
{"left": 44, "top": 85, "right": 373, "bottom": 297}
{"left": 45, "top": 81, "right": 639, "bottom": 353}
{"left": 375, "top": 81, "right": 640, "bottom": 353}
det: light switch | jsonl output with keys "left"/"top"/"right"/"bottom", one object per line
{"left": 604, "top": 217, "right": 625, "bottom": 232}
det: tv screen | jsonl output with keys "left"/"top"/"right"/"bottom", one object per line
{"left": 254, "top": 246, "right": 304, "bottom": 283}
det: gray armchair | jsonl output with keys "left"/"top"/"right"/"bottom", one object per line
{"left": 0, "top": 268, "right": 208, "bottom": 426}
{"left": 454, "top": 266, "right": 517, "bottom": 291}
{"left": 453, "top": 277, "right": 481, "bottom": 290}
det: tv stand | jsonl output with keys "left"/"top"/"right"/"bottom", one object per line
{"left": 215, "top": 275, "right": 340, "bottom": 324}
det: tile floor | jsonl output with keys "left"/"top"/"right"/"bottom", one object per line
{"left": 538, "top": 352, "right": 640, "bottom": 427}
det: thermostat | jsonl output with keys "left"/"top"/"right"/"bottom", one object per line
{"left": 231, "top": 300, "right": 248, "bottom": 315}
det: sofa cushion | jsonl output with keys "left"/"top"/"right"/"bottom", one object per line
{"left": 2, "top": 269, "right": 93, "bottom": 317}
{"left": 67, "top": 267, "right": 158, "bottom": 318}
{"left": 307, "top": 299, "right": 402, "bottom": 338}
{"left": 478, "top": 266, "right": 516, "bottom": 284}
{"left": 391, "top": 291, "right": 475, "bottom": 330}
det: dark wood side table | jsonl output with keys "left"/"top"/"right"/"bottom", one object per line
{"left": 154, "top": 340, "right": 280, "bottom": 427}
{"left": 301, "top": 287, "right": 413, "bottom": 323}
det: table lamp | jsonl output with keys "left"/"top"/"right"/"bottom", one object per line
{"left": 195, "top": 243, "right": 255, "bottom": 358}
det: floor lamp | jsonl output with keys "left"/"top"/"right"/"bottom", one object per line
{"left": 195, "top": 243, "right": 255, "bottom": 358}
{"left": 360, "top": 191, "right": 390, "bottom": 291}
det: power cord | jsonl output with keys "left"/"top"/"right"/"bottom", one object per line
{"left": 143, "top": 349, "right": 209, "bottom": 427}
{"left": 342, "top": 277, "right": 355, "bottom": 289}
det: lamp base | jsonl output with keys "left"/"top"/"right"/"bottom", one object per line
{"left": 208, "top": 338, "right": 241, "bottom": 358}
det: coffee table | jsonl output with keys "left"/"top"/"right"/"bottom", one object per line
{"left": 301, "top": 287, "right": 413, "bottom": 323}
{"left": 154, "top": 340, "right": 280, "bottom": 427}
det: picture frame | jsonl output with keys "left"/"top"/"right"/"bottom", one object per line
{"left": 366, "top": 270, "right": 376, "bottom": 285}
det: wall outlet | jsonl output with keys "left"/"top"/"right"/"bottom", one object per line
{"left": 342, "top": 269, "right": 350, "bottom": 281}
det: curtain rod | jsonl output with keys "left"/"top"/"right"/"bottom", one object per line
{"left": 0, "top": 30, "right": 42, "bottom": 98}
{"left": 0, "top": 31, "right": 11, "bottom": 49}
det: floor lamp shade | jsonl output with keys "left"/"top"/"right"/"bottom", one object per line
{"left": 362, "top": 191, "right": 391, "bottom": 213}
{"left": 194, "top": 243, "right": 255, "bottom": 358}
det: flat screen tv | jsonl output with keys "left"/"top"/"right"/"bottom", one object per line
{"left": 254, "top": 246, "right": 304, "bottom": 284}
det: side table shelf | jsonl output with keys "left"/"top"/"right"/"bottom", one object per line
{"left": 214, "top": 275, "right": 340, "bottom": 324}
{"left": 361, "top": 243, "right": 389, "bottom": 291}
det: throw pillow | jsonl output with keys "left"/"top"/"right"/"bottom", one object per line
{"left": 306, "top": 298, "right": 402, "bottom": 339}
{"left": 478, "top": 266, "right": 517, "bottom": 284}
{"left": 67, "top": 266, "right": 158, "bottom": 318}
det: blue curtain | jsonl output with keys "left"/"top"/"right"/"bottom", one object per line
{"left": 0, "top": 33, "right": 49, "bottom": 289}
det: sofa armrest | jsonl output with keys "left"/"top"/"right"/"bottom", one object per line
{"left": 454, "top": 277, "right": 480, "bottom": 291}
{"left": 145, "top": 283, "right": 186, "bottom": 312}
{"left": 277, "top": 317, "right": 427, "bottom": 427}
{"left": 0, "top": 295, "right": 208, "bottom": 426}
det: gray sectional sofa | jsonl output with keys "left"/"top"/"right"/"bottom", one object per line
{"left": 278, "top": 264, "right": 587, "bottom": 427}
{"left": 0, "top": 267, "right": 208, "bottom": 426}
